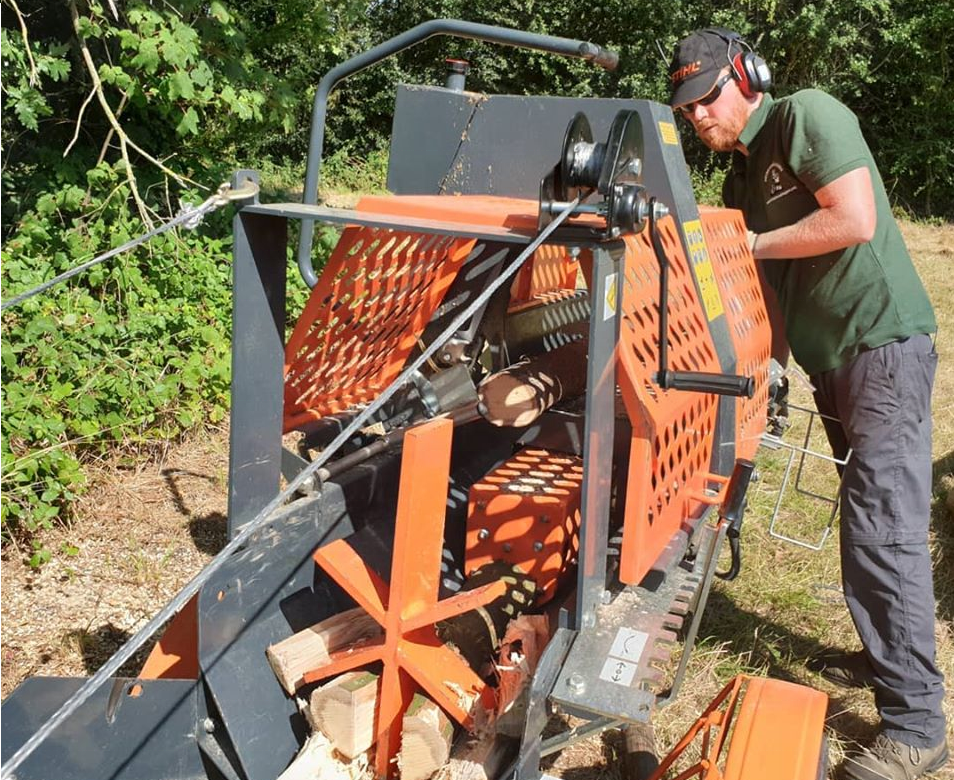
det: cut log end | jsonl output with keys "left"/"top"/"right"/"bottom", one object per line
{"left": 266, "top": 607, "right": 383, "bottom": 694}
{"left": 399, "top": 694, "right": 454, "bottom": 780}
{"left": 310, "top": 670, "right": 380, "bottom": 760}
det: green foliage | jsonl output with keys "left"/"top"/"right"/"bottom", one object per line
{"left": 2, "top": 0, "right": 951, "bottom": 561}
{"left": 321, "top": 147, "right": 390, "bottom": 194}
{"left": 2, "top": 167, "right": 233, "bottom": 544}
{"left": 350, "top": 0, "right": 952, "bottom": 215}
{"left": 0, "top": 28, "right": 71, "bottom": 132}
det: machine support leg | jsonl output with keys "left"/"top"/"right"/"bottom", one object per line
{"left": 228, "top": 207, "right": 287, "bottom": 538}
{"left": 575, "top": 244, "right": 623, "bottom": 629}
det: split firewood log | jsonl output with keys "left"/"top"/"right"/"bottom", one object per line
{"left": 477, "top": 339, "right": 587, "bottom": 427}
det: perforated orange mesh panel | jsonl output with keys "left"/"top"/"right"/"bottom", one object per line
{"left": 356, "top": 195, "right": 580, "bottom": 312}
{"left": 465, "top": 449, "right": 582, "bottom": 604}
{"left": 701, "top": 208, "right": 771, "bottom": 463}
{"left": 508, "top": 244, "right": 579, "bottom": 310}
{"left": 283, "top": 227, "right": 476, "bottom": 430}
{"left": 616, "top": 216, "right": 721, "bottom": 585}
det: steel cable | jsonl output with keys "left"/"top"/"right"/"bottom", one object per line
{"left": 0, "top": 180, "right": 259, "bottom": 313}
{"left": 0, "top": 194, "right": 581, "bottom": 779}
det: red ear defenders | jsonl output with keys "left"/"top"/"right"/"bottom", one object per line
{"left": 704, "top": 28, "right": 773, "bottom": 98}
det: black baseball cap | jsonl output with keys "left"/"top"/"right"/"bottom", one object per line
{"left": 669, "top": 28, "right": 741, "bottom": 108}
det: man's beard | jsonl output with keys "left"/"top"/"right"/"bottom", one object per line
{"left": 696, "top": 108, "right": 747, "bottom": 152}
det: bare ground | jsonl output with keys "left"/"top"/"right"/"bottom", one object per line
{"left": 2, "top": 220, "right": 953, "bottom": 778}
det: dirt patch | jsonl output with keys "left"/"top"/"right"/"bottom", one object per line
{"left": 1, "top": 428, "right": 228, "bottom": 698}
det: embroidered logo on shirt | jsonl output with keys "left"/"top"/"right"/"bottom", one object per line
{"left": 764, "top": 162, "right": 798, "bottom": 204}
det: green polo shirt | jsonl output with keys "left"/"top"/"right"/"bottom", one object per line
{"left": 722, "top": 90, "right": 935, "bottom": 375}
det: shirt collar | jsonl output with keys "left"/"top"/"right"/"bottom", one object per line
{"left": 737, "top": 93, "right": 775, "bottom": 153}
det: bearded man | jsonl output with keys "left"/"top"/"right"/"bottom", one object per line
{"left": 668, "top": 27, "right": 948, "bottom": 780}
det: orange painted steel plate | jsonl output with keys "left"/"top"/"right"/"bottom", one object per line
{"left": 466, "top": 449, "right": 583, "bottom": 604}
{"left": 359, "top": 194, "right": 581, "bottom": 309}
{"left": 647, "top": 674, "right": 827, "bottom": 780}
{"left": 701, "top": 206, "right": 771, "bottom": 463}
{"left": 138, "top": 594, "right": 199, "bottom": 680}
{"left": 723, "top": 676, "right": 828, "bottom": 780}
{"left": 616, "top": 215, "right": 720, "bottom": 585}
{"left": 283, "top": 226, "right": 476, "bottom": 430}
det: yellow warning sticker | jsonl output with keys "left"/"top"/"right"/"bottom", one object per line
{"left": 659, "top": 121, "right": 679, "bottom": 146}
{"left": 682, "top": 220, "right": 724, "bottom": 320}
{"left": 603, "top": 272, "right": 619, "bottom": 321}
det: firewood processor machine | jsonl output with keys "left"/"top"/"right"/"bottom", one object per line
{"left": 1, "top": 20, "right": 829, "bottom": 780}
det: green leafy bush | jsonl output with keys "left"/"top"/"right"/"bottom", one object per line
{"left": 1, "top": 166, "right": 233, "bottom": 544}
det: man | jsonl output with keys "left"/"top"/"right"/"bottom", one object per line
{"left": 668, "top": 27, "right": 948, "bottom": 780}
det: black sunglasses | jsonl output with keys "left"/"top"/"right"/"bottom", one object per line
{"left": 678, "top": 73, "right": 733, "bottom": 115}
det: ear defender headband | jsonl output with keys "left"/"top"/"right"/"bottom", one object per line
{"left": 703, "top": 28, "right": 773, "bottom": 98}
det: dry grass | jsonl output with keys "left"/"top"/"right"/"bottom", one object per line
{"left": 1, "top": 220, "right": 951, "bottom": 778}
{"left": 0, "top": 429, "right": 228, "bottom": 697}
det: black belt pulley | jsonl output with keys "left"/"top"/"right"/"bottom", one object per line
{"left": 538, "top": 110, "right": 651, "bottom": 238}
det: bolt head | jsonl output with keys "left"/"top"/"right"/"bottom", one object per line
{"left": 533, "top": 541, "right": 544, "bottom": 552}
{"left": 203, "top": 717, "right": 216, "bottom": 734}
{"left": 567, "top": 673, "right": 586, "bottom": 695}
{"left": 502, "top": 542, "right": 512, "bottom": 553}
{"left": 477, "top": 528, "right": 489, "bottom": 541}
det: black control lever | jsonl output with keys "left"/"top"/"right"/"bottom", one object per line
{"left": 715, "top": 458, "right": 755, "bottom": 581}
{"left": 649, "top": 200, "right": 755, "bottom": 399}
{"left": 657, "top": 369, "right": 755, "bottom": 397}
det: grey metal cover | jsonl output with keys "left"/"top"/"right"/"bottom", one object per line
{"left": 387, "top": 86, "right": 641, "bottom": 197}
{"left": 1, "top": 677, "right": 204, "bottom": 780}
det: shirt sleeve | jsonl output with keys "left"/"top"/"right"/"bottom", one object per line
{"left": 779, "top": 90, "right": 870, "bottom": 193}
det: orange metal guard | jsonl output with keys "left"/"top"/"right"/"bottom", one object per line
{"left": 306, "top": 418, "right": 507, "bottom": 779}
{"left": 648, "top": 674, "right": 828, "bottom": 780}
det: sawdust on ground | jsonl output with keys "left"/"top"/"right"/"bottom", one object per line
{"left": 1, "top": 429, "right": 229, "bottom": 698}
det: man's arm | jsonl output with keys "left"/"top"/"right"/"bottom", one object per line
{"left": 751, "top": 166, "right": 876, "bottom": 259}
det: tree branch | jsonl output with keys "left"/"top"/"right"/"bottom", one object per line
{"left": 94, "top": 91, "right": 128, "bottom": 168}
{"left": 68, "top": 0, "right": 206, "bottom": 210}
{"left": 70, "top": 0, "right": 153, "bottom": 225}
{"left": 64, "top": 85, "right": 98, "bottom": 158}
{"left": 5, "top": 0, "right": 38, "bottom": 86}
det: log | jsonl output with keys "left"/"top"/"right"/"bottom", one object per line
{"left": 267, "top": 608, "right": 383, "bottom": 694}
{"left": 310, "top": 670, "right": 380, "bottom": 760}
{"left": 433, "top": 734, "right": 517, "bottom": 780}
{"left": 622, "top": 722, "right": 659, "bottom": 780}
{"left": 477, "top": 339, "right": 588, "bottom": 427}
{"left": 276, "top": 730, "right": 371, "bottom": 780}
{"left": 493, "top": 615, "right": 549, "bottom": 738}
{"left": 399, "top": 694, "right": 455, "bottom": 780}
{"left": 436, "top": 562, "right": 538, "bottom": 673}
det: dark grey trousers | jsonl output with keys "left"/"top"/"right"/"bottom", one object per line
{"left": 811, "top": 333, "right": 946, "bottom": 747}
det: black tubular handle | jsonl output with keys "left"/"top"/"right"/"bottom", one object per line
{"left": 649, "top": 199, "right": 755, "bottom": 400}
{"left": 716, "top": 458, "right": 755, "bottom": 581}
{"left": 296, "top": 19, "right": 621, "bottom": 287}
{"left": 719, "top": 458, "right": 755, "bottom": 529}
{"left": 657, "top": 370, "right": 755, "bottom": 398}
